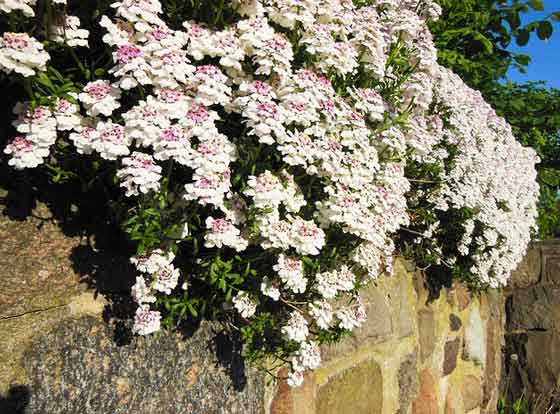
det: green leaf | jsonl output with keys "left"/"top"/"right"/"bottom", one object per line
{"left": 536, "top": 21, "right": 553, "bottom": 40}
{"left": 513, "top": 54, "right": 531, "bottom": 66}
{"left": 551, "top": 11, "right": 560, "bottom": 21}
{"left": 528, "top": 0, "right": 545, "bottom": 11}
{"left": 516, "top": 29, "right": 530, "bottom": 46}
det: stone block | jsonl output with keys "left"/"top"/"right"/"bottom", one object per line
{"left": 391, "top": 273, "right": 416, "bottom": 339}
{"left": 463, "top": 307, "right": 486, "bottom": 365}
{"left": 18, "top": 316, "right": 265, "bottom": 414}
{"left": 418, "top": 310, "right": 436, "bottom": 362}
{"left": 443, "top": 338, "right": 460, "bottom": 376}
{"left": 462, "top": 375, "right": 482, "bottom": 411}
{"left": 526, "top": 331, "right": 560, "bottom": 395}
{"left": 445, "top": 391, "right": 464, "bottom": 414}
{"left": 271, "top": 369, "right": 315, "bottom": 414}
{"left": 452, "top": 283, "right": 472, "bottom": 312}
{"left": 412, "top": 369, "right": 438, "bottom": 414}
{"left": 316, "top": 359, "right": 383, "bottom": 414}
{"left": 449, "top": 314, "right": 462, "bottom": 332}
{"left": 507, "top": 244, "right": 541, "bottom": 290}
{"left": 506, "top": 285, "right": 560, "bottom": 331}
{"left": 482, "top": 291, "right": 504, "bottom": 412}
{"left": 543, "top": 255, "right": 560, "bottom": 287}
{"left": 352, "top": 283, "right": 393, "bottom": 346}
{"left": 397, "top": 351, "right": 419, "bottom": 414}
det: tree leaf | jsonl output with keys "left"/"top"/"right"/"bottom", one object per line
{"left": 516, "top": 29, "right": 530, "bottom": 46}
{"left": 536, "top": 21, "right": 553, "bottom": 40}
{"left": 528, "top": 0, "right": 545, "bottom": 11}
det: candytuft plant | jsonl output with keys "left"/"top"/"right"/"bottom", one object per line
{"left": 0, "top": 0, "right": 539, "bottom": 386}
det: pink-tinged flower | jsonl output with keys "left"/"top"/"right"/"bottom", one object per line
{"left": 132, "top": 305, "right": 161, "bottom": 335}
{"left": 116, "top": 152, "right": 162, "bottom": 197}
{"left": 116, "top": 43, "right": 143, "bottom": 64}
{"left": 0, "top": 32, "right": 49, "bottom": 77}
{"left": 79, "top": 80, "right": 121, "bottom": 117}
{"left": 4, "top": 136, "right": 49, "bottom": 169}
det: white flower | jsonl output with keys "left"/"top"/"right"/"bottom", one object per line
{"left": 204, "top": 217, "right": 248, "bottom": 251}
{"left": 79, "top": 80, "right": 121, "bottom": 117}
{"left": 260, "top": 276, "right": 280, "bottom": 301}
{"left": 152, "top": 263, "right": 180, "bottom": 295}
{"left": 335, "top": 297, "right": 367, "bottom": 331}
{"left": 287, "top": 370, "right": 304, "bottom": 388}
{"left": 273, "top": 254, "right": 307, "bottom": 294}
{"left": 0, "top": 0, "right": 37, "bottom": 17}
{"left": 316, "top": 265, "right": 356, "bottom": 299}
{"left": 308, "top": 301, "right": 333, "bottom": 330}
{"left": 232, "top": 291, "right": 257, "bottom": 318}
{"left": 116, "top": 152, "right": 162, "bottom": 197}
{"left": 132, "top": 305, "right": 161, "bottom": 335}
{"left": 292, "top": 341, "right": 321, "bottom": 372}
{"left": 0, "top": 32, "right": 49, "bottom": 77}
{"left": 4, "top": 136, "right": 49, "bottom": 169}
{"left": 131, "top": 276, "right": 156, "bottom": 304}
{"left": 51, "top": 15, "right": 89, "bottom": 47}
{"left": 91, "top": 120, "right": 130, "bottom": 160}
{"left": 131, "top": 249, "right": 175, "bottom": 274}
{"left": 281, "top": 311, "right": 309, "bottom": 343}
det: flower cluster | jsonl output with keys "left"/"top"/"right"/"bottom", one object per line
{"left": 0, "top": 32, "right": 49, "bottom": 76}
{"left": 1, "top": 0, "right": 538, "bottom": 388}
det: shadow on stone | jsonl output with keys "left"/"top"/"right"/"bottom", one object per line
{"left": 421, "top": 265, "right": 454, "bottom": 303}
{"left": 0, "top": 385, "right": 30, "bottom": 414}
{"left": 212, "top": 328, "right": 248, "bottom": 392}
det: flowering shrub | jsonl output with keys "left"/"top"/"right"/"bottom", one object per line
{"left": 0, "top": 0, "right": 539, "bottom": 386}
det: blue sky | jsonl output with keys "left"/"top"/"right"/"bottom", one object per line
{"left": 506, "top": 2, "right": 560, "bottom": 88}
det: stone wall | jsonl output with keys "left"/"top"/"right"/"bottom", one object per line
{"left": 0, "top": 198, "right": 506, "bottom": 414}
{"left": 503, "top": 240, "right": 560, "bottom": 410}
{"left": 269, "top": 259, "right": 504, "bottom": 414}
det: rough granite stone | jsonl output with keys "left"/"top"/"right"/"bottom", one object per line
{"left": 418, "top": 310, "right": 436, "bottom": 362}
{"left": 397, "top": 351, "right": 419, "bottom": 414}
{"left": 21, "top": 316, "right": 265, "bottom": 414}
{"left": 316, "top": 359, "right": 382, "bottom": 414}
{"left": 443, "top": 338, "right": 460, "bottom": 376}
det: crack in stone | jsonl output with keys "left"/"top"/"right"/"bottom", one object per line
{"left": 0, "top": 304, "right": 68, "bottom": 321}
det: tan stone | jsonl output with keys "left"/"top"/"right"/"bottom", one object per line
{"left": 271, "top": 369, "right": 316, "bottom": 414}
{"left": 445, "top": 391, "right": 465, "bottom": 414}
{"left": 391, "top": 270, "right": 417, "bottom": 339}
{"left": 412, "top": 369, "right": 438, "bottom": 414}
{"left": 454, "top": 283, "right": 471, "bottom": 311}
{"left": 462, "top": 375, "right": 482, "bottom": 411}
{"left": 352, "top": 283, "right": 393, "bottom": 346}
{"left": 317, "top": 359, "right": 383, "bottom": 414}
{"left": 418, "top": 310, "right": 436, "bottom": 362}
